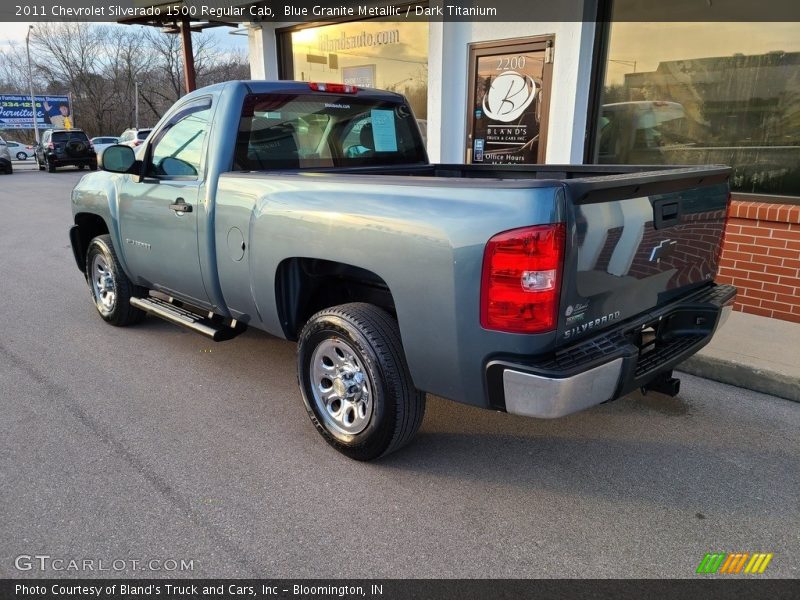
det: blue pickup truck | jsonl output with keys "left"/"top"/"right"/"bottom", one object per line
{"left": 69, "top": 81, "right": 735, "bottom": 460}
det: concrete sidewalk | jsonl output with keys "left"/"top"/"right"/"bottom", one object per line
{"left": 678, "top": 310, "right": 800, "bottom": 402}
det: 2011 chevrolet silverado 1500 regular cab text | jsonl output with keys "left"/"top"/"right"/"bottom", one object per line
{"left": 69, "top": 81, "right": 736, "bottom": 460}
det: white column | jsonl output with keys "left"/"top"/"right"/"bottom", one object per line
{"left": 247, "top": 23, "right": 281, "bottom": 80}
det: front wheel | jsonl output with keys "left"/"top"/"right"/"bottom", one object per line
{"left": 85, "top": 235, "right": 146, "bottom": 326}
{"left": 297, "top": 303, "right": 425, "bottom": 461}
{"left": 16, "top": 152, "right": 26, "bottom": 161}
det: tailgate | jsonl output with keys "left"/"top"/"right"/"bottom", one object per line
{"left": 558, "top": 167, "right": 730, "bottom": 345}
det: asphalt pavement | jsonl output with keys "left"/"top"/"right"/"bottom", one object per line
{"left": 1, "top": 164, "right": 798, "bottom": 578}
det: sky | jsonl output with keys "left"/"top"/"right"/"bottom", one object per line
{"left": 0, "top": 21, "right": 249, "bottom": 54}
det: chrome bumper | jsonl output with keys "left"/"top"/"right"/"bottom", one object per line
{"left": 502, "top": 358, "right": 624, "bottom": 419}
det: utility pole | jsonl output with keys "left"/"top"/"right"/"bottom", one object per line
{"left": 25, "top": 25, "right": 39, "bottom": 144}
{"left": 134, "top": 81, "right": 140, "bottom": 129}
{"left": 179, "top": 17, "right": 196, "bottom": 93}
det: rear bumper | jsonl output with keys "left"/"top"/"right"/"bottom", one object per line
{"left": 486, "top": 283, "right": 737, "bottom": 418}
{"left": 48, "top": 154, "right": 96, "bottom": 166}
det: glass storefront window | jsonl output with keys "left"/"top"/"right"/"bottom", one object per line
{"left": 592, "top": 16, "right": 800, "bottom": 197}
{"left": 287, "top": 21, "right": 429, "bottom": 122}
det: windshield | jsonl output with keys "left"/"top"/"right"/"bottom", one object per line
{"left": 232, "top": 93, "right": 426, "bottom": 171}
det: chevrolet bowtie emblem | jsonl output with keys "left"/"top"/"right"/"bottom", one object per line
{"left": 649, "top": 239, "right": 677, "bottom": 263}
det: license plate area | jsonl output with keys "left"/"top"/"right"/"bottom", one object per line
{"left": 632, "top": 306, "right": 716, "bottom": 377}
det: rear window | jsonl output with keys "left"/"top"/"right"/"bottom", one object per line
{"left": 137, "top": 130, "right": 151, "bottom": 140}
{"left": 52, "top": 131, "right": 89, "bottom": 142}
{"left": 232, "top": 93, "right": 426, "bottom": 171}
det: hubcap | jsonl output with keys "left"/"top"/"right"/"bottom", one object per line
{"left": 90, "top": 254, "right": 116, "bottom": 315}
{"left": 310, "top": 338, "right": 373, "bottom": 436}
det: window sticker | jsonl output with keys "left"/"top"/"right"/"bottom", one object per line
{"left": 370, "top": 109, "right": 398, "bottom": 152}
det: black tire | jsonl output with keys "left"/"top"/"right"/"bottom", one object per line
{"left": 78, "top": 164, "right": 85, "bottom": 170}
{"left": 89, "top": 161, "right": 98, "bottom": 171}
{"left": 85, "top": 235, "right": 146, "bottom": 326}
{"left": 46, "top": 157, "right": 55, "bottom": 173}
{"left": 298, "top": 303, "right": 425, "bottom": 461}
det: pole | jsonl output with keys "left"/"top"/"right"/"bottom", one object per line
{"left": 25, "top": 25, "right": 39, "bottom": 144}
{"left": 68, "top": 91, "right": 74, "bottom": 128}
{"left": 134, "top": 81, "right": 139, "bottom": 129}
{"left": 179, "top": 18, "right": 196, "bottom": 94}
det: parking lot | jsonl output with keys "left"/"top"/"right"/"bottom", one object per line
{"left": 1, "top": 165, "right": 798, "bottom": 578}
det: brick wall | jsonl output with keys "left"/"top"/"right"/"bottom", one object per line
{"left": 716, "top": 200, "right": 800, "bottom": 324}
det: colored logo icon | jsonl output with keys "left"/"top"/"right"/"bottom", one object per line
{"left": 696, "top": 552, "right": 773, "bottom": 574}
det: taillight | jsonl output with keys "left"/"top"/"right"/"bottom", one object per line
{"left": 480, "top": 223, "right": 566, "bottom": 334}
{"left": 309, "top": 82, "right": 358, "bottom": 94}
{"left": 133, "top": 140, "right": 142, "bottom": 146}
{"left": 47, "top": 142, "right": 54, "bottom": 149}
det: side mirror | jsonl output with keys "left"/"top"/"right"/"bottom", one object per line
{"left": 158, "top": 156, "right": 197, "bottom": 177}
{"left": 100, "top": 144, "right": 136, "bottom": 174}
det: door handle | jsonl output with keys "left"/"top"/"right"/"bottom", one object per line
{"left": 169, "top": 198, "right": 192, "bottom": 213}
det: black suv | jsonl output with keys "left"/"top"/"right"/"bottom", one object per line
{"left": 36, "top": 129, "right": 98, "bottom": 172}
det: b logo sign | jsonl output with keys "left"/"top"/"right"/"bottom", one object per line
{"left": 482, "top": 71, "right": 537, "bottom": 123}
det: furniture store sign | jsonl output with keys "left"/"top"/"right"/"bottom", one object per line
{"left": 0, "top": 94, "right": 72, "bottom": 129}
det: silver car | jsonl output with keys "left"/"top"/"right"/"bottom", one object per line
{"left": 5, "top": 140, "right": 35, "bottom": 160}
{"left": 90, "top": 136, "right": 120, "bottom": 156}
{"left": 0, "top": 135, "right": 12, "bottom": 174}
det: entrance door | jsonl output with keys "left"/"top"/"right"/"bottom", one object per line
{"left": 118, "top": 98, "right": 212, "bottom": 306}
{"left": 466, "top": 36, "right": 554, "bottom": 165}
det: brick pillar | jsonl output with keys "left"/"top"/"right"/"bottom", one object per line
{"left": 717, "top": 200, "right": 800, "bottom": 323}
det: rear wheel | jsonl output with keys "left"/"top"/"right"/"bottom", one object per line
{"left": 297, "top": 303, "right": 425, "bottom": 461}
{"left": 85, "top": 235, "right": 146, "bottom": 326}
{"left": 16, "top": 152, "right": 26, "bottom": 161}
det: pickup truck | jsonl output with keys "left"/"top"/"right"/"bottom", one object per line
{"left": 69, "top": 80, "right": 736, "bottom": 460}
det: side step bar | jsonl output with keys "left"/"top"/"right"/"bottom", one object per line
{"left": 130, "top": 296, "right": 246, "bottom": 342}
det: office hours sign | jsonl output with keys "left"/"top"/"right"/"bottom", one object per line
{"left": 466, "top": 36, "right": 554, "bottom": 165}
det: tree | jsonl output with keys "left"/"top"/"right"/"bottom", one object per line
{"left": 0, "top": 22, "right": 250, "bottom": 141}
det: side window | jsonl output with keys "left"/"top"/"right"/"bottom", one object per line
{"left": 148, "top": 100, "right": 211, "bottom": 178}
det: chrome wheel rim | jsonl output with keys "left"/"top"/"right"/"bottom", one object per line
{"left": 90, "top": 253, "right": 116, "bottom": 316}
{"left": 310, "top": 338, "right": 373, "bottom": 436}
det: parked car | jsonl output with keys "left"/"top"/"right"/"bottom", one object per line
{"left": 90, "top": 136, "right": 120, "bottom": 156}
{"left": 0, "top": 135, "right": 12, "bottom": 174}
{"left": 117, "top": 128, "right": 152, "bottom": 148}
{"left": 5, "top": 140, "right": 35, "bottom": 160}
{"left": 36, "top": 129, "right": 97, "bottom": 172}
{"left": 69, "top": 81, "right": 735, "bottom": 460}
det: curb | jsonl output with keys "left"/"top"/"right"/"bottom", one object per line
{"left": 678, "top": 355, "right": 800, "bottom": 403}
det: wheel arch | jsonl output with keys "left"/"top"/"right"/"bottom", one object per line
{"left": 70, "top": 213, "right": 111, "bottom": 272}
{"left": 275, "top": 257, "right": 397, "bottom": 341}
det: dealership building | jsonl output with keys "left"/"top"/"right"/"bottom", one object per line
{"left": 139, "top": 0, "right": 800, "bottom": 322}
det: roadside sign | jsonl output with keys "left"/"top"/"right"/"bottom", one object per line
{"left": 0, "top": 94, "right": 72, "bottom": 130}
